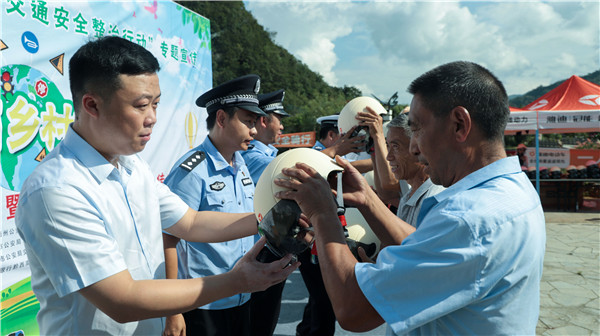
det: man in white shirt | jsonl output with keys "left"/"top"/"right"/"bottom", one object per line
{"left": 15, "top": 36, "right": 298, "bottom": 335}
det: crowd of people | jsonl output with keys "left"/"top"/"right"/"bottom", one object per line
{"left": 15, "top": 35, "right": 546, "bottom": 336}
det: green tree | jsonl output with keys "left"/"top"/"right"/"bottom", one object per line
{"left": 177, "top": 1, "right": 363, "bottom": 133}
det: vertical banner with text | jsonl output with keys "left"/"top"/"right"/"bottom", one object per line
{"left": 1, "top": 1, "right": 211, "bottom": 334}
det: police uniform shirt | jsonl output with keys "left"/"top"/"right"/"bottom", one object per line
{"left": 164, "top": 136, "right": 255, "bottom": 310}
{"left": 241, "top": 139, "right": 278, "bottom": 184}
{"left": 312, "top": 140, "right": 326, "bottom": 151}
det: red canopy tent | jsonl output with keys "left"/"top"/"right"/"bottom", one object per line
{"left": 505, "top": 75, "right": 600, "bottom": 135}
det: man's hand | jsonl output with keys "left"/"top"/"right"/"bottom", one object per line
{"left": 357, "top": 246, "right": 375, "bottom": 263}
{"left": 273, "top": 155, "right": 372, "bottom": 215}
{"left": 357, "top": 106, "right": 384, "bottom": 139}
{"left": 326, "top": 126, "right": 366, "bottom": 157}
{"left": 231, "top": 237, "right": 300, "bottom": 293}
{"left": 335, "top": 155, "right": 372, "bottom": 207}
{"left": 273, "top": 162, "right": 338, "bottom": 220}
{"left": 163, "top": 314, "right": 186, "bottom": 336}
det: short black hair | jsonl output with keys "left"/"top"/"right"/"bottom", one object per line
{"left": 69, "top": 36, "right": 160, "bottom": 117}
{"left": 407, "top": 61, "right": 509, "bottom": 141}
{"left": 319, "top": 123, "right": 338, "bottom": 140}
{"left": 205, "top": 106, "right": 237, "bottom": 130}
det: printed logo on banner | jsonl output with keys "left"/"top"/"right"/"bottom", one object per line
{"left": 21, "top": 32, "right": 39, "bottom": 54}
{"left": 2, "top": 2, "right": 213, "bottom": 334}
{"left": 1, "top": 65, "right": 74, "bottom": 192}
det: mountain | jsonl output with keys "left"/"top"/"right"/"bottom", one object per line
{"left": 177, "top": 1, "right": 362, "bottom": 133}
{"left": 178, "top": 1, "right": 598, "bottom": 132}
{"left": 509, "top": 70, "right": 600, "bottom": 108}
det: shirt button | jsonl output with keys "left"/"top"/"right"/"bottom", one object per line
{"left": 238, "top": 201, "right": 241, "bottom": 205}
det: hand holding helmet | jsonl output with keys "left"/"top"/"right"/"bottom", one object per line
{"left": 255, "top": 148, "right": 343, "bottom": 258}
{"left": 274, "top": 155, "right": 373, "bottom": 222}
{"left": 230, "top": 236, "right": 300, "bottom": 292}
{"left": 356, "top": 106, "right": 385, "bottom": 139}
{"left": 330, "top": 126, "right": 366, "bottom": 156}
{"left": 338, "top": 96, "right": 388, "bottom": 153}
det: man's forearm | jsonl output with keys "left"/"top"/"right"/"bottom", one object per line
{"left": 80, "top": 270, "right": 241, "bottom": 323}
{"left": 166, "top": 209, "right": 258, "bottom": 242}
{"left": 357, "top": 185, "right": 415, "bottom": 246}
{"left": 371, "top": 133, "right": 399, "bottom": 193}
{"left": 311, "top": 212, "right": 384, "bottom": 331}
{"left": 351, "top": 158, "right": 373, "bottom": 174}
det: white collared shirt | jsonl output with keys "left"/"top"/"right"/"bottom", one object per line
{"left": 16, "top": 126, "right": 188, "bottom": 335}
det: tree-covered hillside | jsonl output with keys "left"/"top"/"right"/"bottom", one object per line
{"left": 178, "top": 1, "right": 363, "bottom": 133}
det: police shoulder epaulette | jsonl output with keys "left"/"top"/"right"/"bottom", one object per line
{"left": 180, "top": 151, "right": 206, "bottom": 171}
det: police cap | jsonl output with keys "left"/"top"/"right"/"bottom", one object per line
{"left": 196, "top": 74, "right": 267, "bottom": 116}
{"left": 316, "top": 114, "right": 338, "bottom": 127}
{"left": 258, "top": 89, "right": 289, "bottom": 117}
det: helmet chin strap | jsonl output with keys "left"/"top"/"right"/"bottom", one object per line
{"left": 311, "top": 171, "right": 348, "bottom": 264}
{"left": 350, "top": 126, "right": 374, "bottom": 153}
{"left": 336, "top": 171, "right": 345, "bottom": 217}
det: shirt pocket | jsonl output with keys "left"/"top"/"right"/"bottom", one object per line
{"left": 205, "top": 191, "right": 234, "bottom": 211}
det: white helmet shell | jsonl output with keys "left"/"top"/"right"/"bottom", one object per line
{"left": 363, "top": 170, "right": 375, "bottom": 189}
{"left": 338, "top": 96, "right": 388, "bottom": 135}
{"left": 254, "top": 148, "right": 344, "bottom": 223}
{"left": 345, "top": 207, "right": 381, "bottom": 259}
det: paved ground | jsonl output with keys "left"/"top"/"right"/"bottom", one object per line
{"left": 537, "top": 212, "right": 599, "bottom": 336}
{"left": 274, "top": 211, "right": 600, "bottom": 336}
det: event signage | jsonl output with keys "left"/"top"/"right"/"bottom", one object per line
{"left": 506, "top": 110, "right": 599, "bottom": 133}
{"left": 275, "top": 131, "right": 316, "bottom": 148}
{"left": 524, "top": 147, "right": 571, "bottom": 169}
{"left": 1, "top": 1, "right": 212, "bottom": 334}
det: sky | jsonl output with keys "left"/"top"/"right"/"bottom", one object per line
{"left": 244, "top": 0, "right": 600, "bottom": 105}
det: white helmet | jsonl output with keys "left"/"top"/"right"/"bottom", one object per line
{"left": 254, "top": 148, "right": 344, "bottom": 257}
{"left": 345, "top": 207, "right": 381, "bottom": 260}
{"left": 363, "top": 170, "right": 375, "bottom": 189}
{"left": 338, "top": 96, "right": 388, "bottom": 136}
{"left": 254, "top": 147, "right": 344, "bottom": 223}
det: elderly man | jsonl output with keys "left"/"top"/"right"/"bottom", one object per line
{"left": 275, "top": 61, "right": 545, "bottom": 335}
{"left": 358, "top": 110, "right": 445, "bottom": 227}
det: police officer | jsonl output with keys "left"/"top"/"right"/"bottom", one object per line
{"left": 242, "top": 89, "right": 289, "bottom": 182}
{"left": 314, "top": 115, "right": 372, "bottom": 173}
{"left": 314, "top": 115, "right": 341, "bottom": 151}
{"left": 163, "top": 74, "right": 266, "bottom": 336}
{"left": 241, "top": 89, "right": 290, "bottom": 336}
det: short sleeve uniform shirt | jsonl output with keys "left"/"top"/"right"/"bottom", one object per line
{"left": 312, "top": 140, "right": 326, "bottom": 151}
{"left": 241, "top": 139, "right": 278, "bottom": 184}
{"left": 164, "top": 136, "right": 255, "bottom": 310}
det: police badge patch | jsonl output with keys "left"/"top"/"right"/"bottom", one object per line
{"left": 254, "top": 78, "right": 260, "bottom": 94}
{"left": 210, "top": 181, "right": 225, "bottom": 191}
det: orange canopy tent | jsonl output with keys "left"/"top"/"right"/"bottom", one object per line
{"left": 504, "top": 75, "right": 599, "bottom": 193}
{"left": 505, "top": 75, "right": 600, "bottom": 135}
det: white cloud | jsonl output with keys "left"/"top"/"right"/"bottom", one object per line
{"left": 247, "top": 2, "right": 354, "bottom": 84}
{"left": 297, "top": 37, "right": 339, "bottom": 84}
{"left": 246, "top": 0, "right": 599, "bottom": 104}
